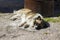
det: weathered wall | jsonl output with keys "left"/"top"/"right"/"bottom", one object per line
{"left": 0, "top": 0, "right": 24, "bottom": 13}
{"left": 25, "top": 0, "right": 54, "bottom": 17}
{"left": 0, "top": 0, "right": 58, "bottom": 17}
{"left": 54, "top": 1, "right": 60, "bottom": 16}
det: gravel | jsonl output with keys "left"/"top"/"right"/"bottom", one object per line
{"left": 0, "top": 13, "right": 60, "bottom": 40}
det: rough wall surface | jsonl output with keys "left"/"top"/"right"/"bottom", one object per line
{"left": 25, "top": 0, "right": 54, "bottom": 17}
{"left": 0, "top": 0, "right": 24, "bottom": 13}
{"left": 0, "top": 0, "right": 24, "bottom": 7}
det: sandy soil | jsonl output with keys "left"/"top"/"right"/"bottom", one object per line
{"left": 0, "top": 13, "right": 60, "bottom": 40}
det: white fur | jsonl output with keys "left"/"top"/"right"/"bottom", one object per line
{"left": 9, "top": 9, "right": 43, "bottom": 31}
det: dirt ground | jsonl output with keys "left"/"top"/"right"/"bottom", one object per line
{"left": 0, "top": 13, "right": 60, "bottom": 40}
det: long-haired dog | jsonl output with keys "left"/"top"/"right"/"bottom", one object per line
{"left": 9, "top": 8, "right": 48, "bottom": 31}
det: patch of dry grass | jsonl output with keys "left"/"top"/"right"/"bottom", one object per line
{"left": 44, "top": 17, "right": 60, "bottom": 22}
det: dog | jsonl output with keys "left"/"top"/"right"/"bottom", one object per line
{"left": 9, "top": 8, "right": 48, "bottom": 31}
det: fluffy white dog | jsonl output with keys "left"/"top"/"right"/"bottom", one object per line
{"left": 8, "top": 8, "right": 46, "bottom": 31}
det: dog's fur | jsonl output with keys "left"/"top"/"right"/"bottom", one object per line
{"left": 9, "top": 8, "right": 47, "bottom": 31}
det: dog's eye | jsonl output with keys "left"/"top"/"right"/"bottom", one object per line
{"left": 37, "top": 16, "right": 41, "bottom": 20}
{"left": 38, "top": 16, "right": 41, "bottom": 18}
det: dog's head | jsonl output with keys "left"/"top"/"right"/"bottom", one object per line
{"left": 33, "top": 15, "right": 49, "bottom": 30}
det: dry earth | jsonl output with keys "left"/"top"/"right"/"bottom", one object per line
{"left": 0, "top": 13, "right": 60, "bottom": 40}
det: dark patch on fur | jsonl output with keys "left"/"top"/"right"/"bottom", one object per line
{"left": 12, "top": 18, "right": 17, "bottom": 21}
{"left": 35, "top": 20, "right": 50, "bottom": 30}
{"left": 24, "top": 25, "right": 29, "bottom": 28}
{"left": 19, "top": 22, "right": 26, "bottom": 27}
{"left": 35, "top": 16, "right": 41, "bottom": 20}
